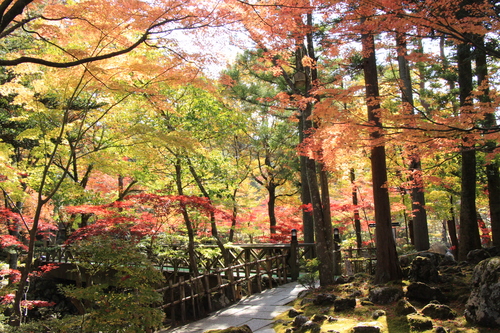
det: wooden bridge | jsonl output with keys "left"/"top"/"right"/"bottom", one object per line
{"left": 38, "top": 241, "right": 375, "bottom": 323}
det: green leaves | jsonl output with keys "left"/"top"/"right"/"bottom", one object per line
{"left": 62, "top": 235, "right": 164, "bottom": 332}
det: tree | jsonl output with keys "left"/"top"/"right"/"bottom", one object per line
{"left": 0, "top": 0, "right": 228, "bottom": 68}
{"left": 457, "top": 45, "right": 482, "bottom": 259}
{"left": 222, "top": 51, "right": 300, "bottom": 237}
{"left": 360, "top": 18, "right": 402, "bottom": 283}
{"left": 229, "top": 1, "right": 337, "bottom": 284}
{"left": 0, "top": 47, "right": 197, "bottom": 325}
{"left": 0, "top": 0, "right": 242, "bottom": 323}
{"left": 395, "top": 32, "right": 430, "bottom": 251}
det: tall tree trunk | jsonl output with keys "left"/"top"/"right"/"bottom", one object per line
{"left": 299, "top": 116, "right": 314, "bottom": 246}
{"left": 187, "top": 157, "right": 231, "bottom": 264}
{"left": 457, "top": 41, "right": 482, "bottom": 260}
{"left": 448, "top": 195, "right": 459, "bottom": 257}
{"left": 2, "top": 192, "right": 20, "bottom": 270}
{"left": 267, "top": 182, "right": 277, "bottom": 236}
{"left": 475, "top": 37, "right": 500, "bottom": 247}
{"left": 350, "top": 169, "right": 362, "bottom": 249}
{"left": 362, "top": 27, "right": 402, "bottom": 284}
{"left": 303, "top": 13, "right": 335, "bottom": 284}
{"left": 187, "top": 157, "right": 235, "bottom": 299}
{"left": 174, "top": 158, "right": 199, "bottom": 276}
{"left": 396, "top": 32, "right": 429, "bottom": 251}
{"left": 229, "top": 188, "right": 238, "bottom": 242}
{"left": 319, "top": 162, "right": 332, "bottom": 232}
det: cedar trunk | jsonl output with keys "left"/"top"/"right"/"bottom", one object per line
{"left": 457, "top": 42, "right": 482, "bottom": 260}
{"left": 300, "top": 118, "right": 314, "bottom": 245}
{"left": 362, "top": 30, "right": 402, "bottom": 284}
{"left": 396, "top": 32, "right": 429, "bottom": 251}
{"left": 303, "top": 102, "right": 335, "bottom": 286}
{"left": 475, "top": 39, "right": 500, "bottom": 248}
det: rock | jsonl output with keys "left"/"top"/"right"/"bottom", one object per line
{"left": 434, "top": 326, "right": 449, "bottom": 333}
{"left": 418, "top": 252, "right": 444, "bottom": 267}
{"left": 211, "top": 292, "right": 231, "bottom": 310}
{"left": 429, "top": 242, "right": 448, "bottom": 255}
{"left": 371, "top": 309, "right": 386, "bottom": 319}
{"left": 333, "top": 297, "right": 356, "bottom": 312}
{"left": 205, "top": 325, "right": 253, "bottom": 333}
{"left": 302, "top": 320, "right": 321, "bottom": 332}
{"left": 421, "top": 303, "right": 457, "bottom": 320}
{"left": 368, "top": 286, "right": 403, "bottom": 304}
{"left": 395, "top": 298, "right": 417, "bottom": 315}
{"left": 409, "top": 256, "right": 440, "bottom": 283}
{"left": 288, "top": 308, "right": 303, "bottom": 318}
{"left": 310, "top": 313, "right": 328, "bottom": 322}
{"left": 313, "top": 293, "right": 336, "bottom": 305}
{"left": 352, "top": 322, "right": 382, "bottom": 333}
{"left": 360, "top": 300, "right": 374, "bottom": 306}
{"left": 467, "top": 249, "right": 492, "bottom": 265}
{"left": 440, "top": 251, "right": 456, "bottom": 266}
{"left": 486, "top": 246, "right": 500, "bottom": 257}
{"left": 407, "top": 314, "right": 433, "bottom": 331}
{"left": 292, "top": 314, "right": 309, "bottom": 327}
{"left": 300, "top": 297, "right": 316, "bottom": 306}
{"left": 406, "top": 282, "right": 446, "bottom": 303}
{"left": 399, "top": 255, "right": 412, "bottom": 268}
{"left": 465, "top": 257, "right": 500, "bottom": 327}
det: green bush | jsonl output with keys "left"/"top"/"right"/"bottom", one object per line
{"left": 59, "top": 235, "right": 164, "bottom": 332}
{"left": 298, "top": 258, "right": 319, "bottom": 290}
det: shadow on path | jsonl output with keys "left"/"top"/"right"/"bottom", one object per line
{"left": 157, "top": 282, "right": 306, "bottom": 333}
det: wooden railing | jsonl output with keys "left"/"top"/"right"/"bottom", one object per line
{"left": 37, "top": 243, "right": 376, "bottom": 323}
{"left": 158, "top": 252, "right": 289, "bottom": 323}
{"left": 342, "top": 247, "right": 377, "bottom": 275}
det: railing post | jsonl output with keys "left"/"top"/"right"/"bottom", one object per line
{"left": 290, "top": 229, "right": 299, "bottom": 281}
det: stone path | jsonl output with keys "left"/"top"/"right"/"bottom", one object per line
{"left": 158, "top": 281, "right": 306, "bottom": 333}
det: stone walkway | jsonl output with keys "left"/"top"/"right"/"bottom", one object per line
{"left": 158, "top": 281, "right": 306, "bottom": 333}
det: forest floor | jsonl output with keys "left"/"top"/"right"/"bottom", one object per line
{"left": 270, "top": 267, "right": 499, "bottom": 333}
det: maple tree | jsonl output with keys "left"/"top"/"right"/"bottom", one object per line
{"left": 0, "top": 41, "right": 204, "bottom": 325}
{"left": 3, "top": 0, "right": 500, "bottom": 329}
{"left": 0, "top": 0, "right": 234, "bottom": 68}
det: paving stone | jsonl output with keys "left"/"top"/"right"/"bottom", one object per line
{"left": 158, "top": 282, "right": 306, "bottom": 333}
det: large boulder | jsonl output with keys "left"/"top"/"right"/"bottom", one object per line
{"left": 467, "top": 249, "right": 492, "bottom": 265}
{"left": 407, "top": 314, "right": 433, "bottom": 331}
{"left": 409, "top": 256, "right": 440, "bottom": 283}
{"left": 395, "top": 298, "right": 417, "bottom": 316}
{"left": 368, "top": 286, "right": 403, "bottom": 305}
{"left": 421, "top": 302, "right": 457, "bottom": 320}
{"left": 352, "top": 322, "right": 382, "bottom": 333}
{"left": 313, "top": 293, "right": 336, "bottom": 305}
{"left": 333, "top": 297, "right": 356, "bottom": 312}
{"left": 406, "top": 282, "right": 446, "bottom": 304}
{"left": 465, "top": 257, "right": 500, "bottom": 328}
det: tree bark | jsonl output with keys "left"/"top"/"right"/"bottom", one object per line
{"left": 302, "top": 102, "right": 335, "bottom": 286}
{"left": 174, "top": 158, "right": 199, "bottom": 276}
{"left": 457, "top": 41, "right": 482, "bottom": 261}
{"left": 302, "top": 14, "right": 335, "bottom": 285}
{"left": 362, "top": 28, "right": 402, "bottom": 284}
{"left": 299, "top": 115, "right": 314, "bottom": 246}
{"left": 396, "top": 32, "right": 430, "bottom": 251}
{"left": 475, "top": 37, "right": 500, "bottom": 248}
